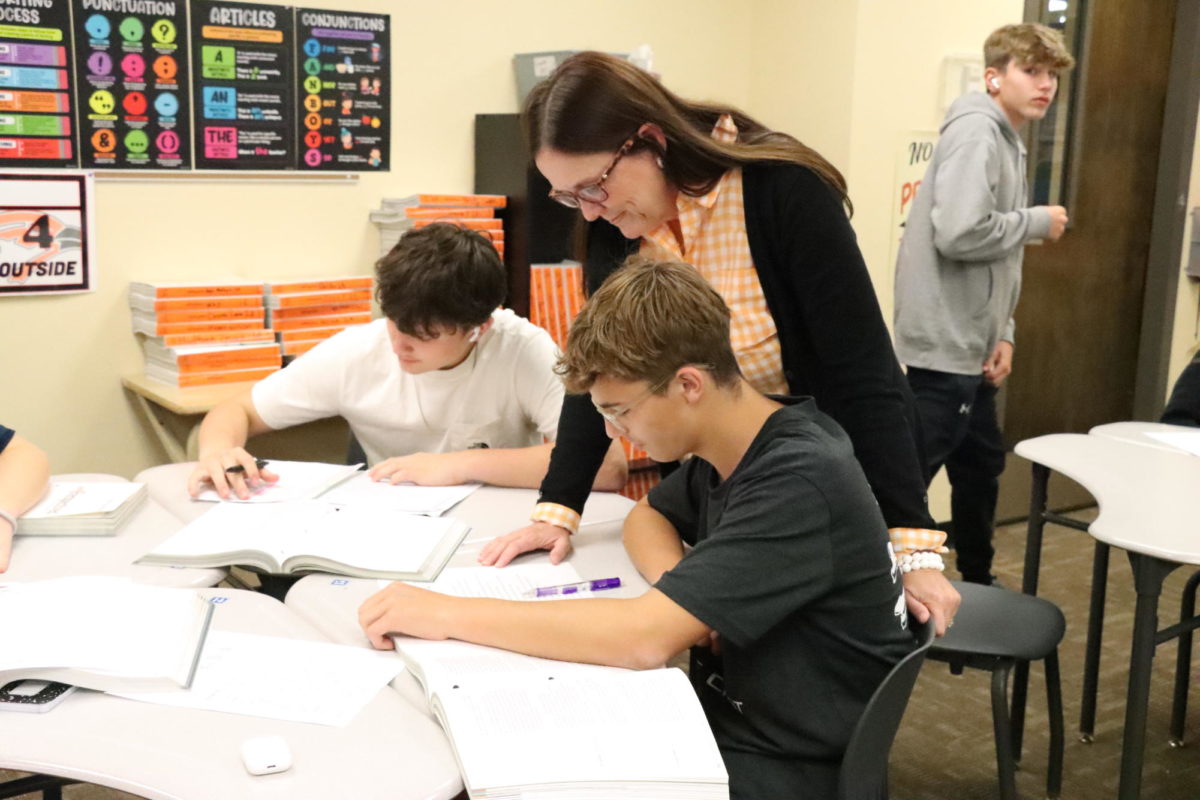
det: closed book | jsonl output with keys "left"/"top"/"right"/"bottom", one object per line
{"left": 277, "top": 325, "right": 348, "bottom": 343}
{"left": 282, "top": 338, "right": 323, "bottom": 356}
{"left": 148, "top": 328, "right": 278, "bottom": 348}
{"left": 403, "top": 207, "right": 494, "bottom": 219}
{"left": 0, "top": 577, "right": 214, "bottom": 693}
{"left": 128, "top": 280, "right": 263, "bottom": 299}
{"left": 271, "top": 312, "right": 372, "bottom": 331}
{"left": 143, "top": 362, "right": 279, "bottom": 388}
{"left": 128, "top": 295, "right": 263, "bottom": 313}
{"left": 132, "top": 319, "right": 268, "bottom": 337}
{"left": 143, "top": 345, "right": 282, "bottom": 373}
{"left": 267, "top": 301, "right": 371, "bottom": 321}
{"left": 17, "top": 481, "right": 147, "bottom": 536}
{"left": 134, "top": 307, "right": 265, "bottom": 325}
{"left": 411, "top": 218, "right": 502, "bottom": 232}
{"left": 264, "top": 290, "right": 372, "bottom": 309}
{"left": 414, "top": 193, "right": 507, "bottom": 208}
{"left": 264, "top": 277, "right": 374, "bottom": 295}
{"left": 139, "top": 501, "right": 469, "bottom": 581}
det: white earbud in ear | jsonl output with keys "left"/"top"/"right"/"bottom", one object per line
{"left": 990, "top": 78, "right": 1000, "bottom": 89}
{"left": 468, "top": 326, "right": 481, "bottom": 343}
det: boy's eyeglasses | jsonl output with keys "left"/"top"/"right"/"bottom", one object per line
{"left": 593, "top": 365, "right": 713, "bottom": 434}
{"left": 548, "top": 138, "right": 636, "bottom": 209}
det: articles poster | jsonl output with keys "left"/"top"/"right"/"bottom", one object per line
{"left": 190, "top": 0, "right": 294, "bottom": 169}
{"left": 73, "top": 0, "right": 192, "bottom": 169}
{"left": 294, "top": 8, "right": 386, "bottom": 171}
{"left": 0, "top": 171, "right": 94, "bottom": 295}
{"left": 0, "top": 0, "right": 77, "bottom": 167}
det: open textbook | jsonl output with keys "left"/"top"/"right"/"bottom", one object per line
{"left": 17, "top": 480, "right": 147, "bottom": 535}
{"left": 139, "top": 501, "right": 469, "bottom": 581}
{"left": 0, "top": 577, "right": 213, "bottom": 693}
{"left": 192, "top": 460, "right": 363, "bottom": 503}
{"left": 389, "top": 565, "right": 728, "bottom": 800}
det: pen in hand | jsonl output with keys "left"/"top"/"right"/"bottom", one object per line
{"left": 225, "top": 458, "right": 269, "bottom": 475}
{"left": 525, "top": 577, "right": 621, "bottom": 598}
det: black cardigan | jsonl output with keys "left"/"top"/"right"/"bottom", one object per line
{"left": 538, "top": 162, "right": 936, "bottom": 531}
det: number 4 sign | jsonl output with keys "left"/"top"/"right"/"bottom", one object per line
{"left": 0, "top": 171, "right": 95, "bottom": 296}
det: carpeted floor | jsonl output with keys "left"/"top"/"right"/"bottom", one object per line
{"left": 3, "top": 509, "right": 1198, "bottom": 799}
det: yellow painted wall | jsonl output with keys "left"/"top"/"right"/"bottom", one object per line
{"left": 1, "top": 0, "right": 754, "bottom": 477}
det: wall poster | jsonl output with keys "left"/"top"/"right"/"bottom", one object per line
{"left": 0, "top": 0, "right": 77, "bottom": 167}
{"left": 190, "top": 0, "right": 293, "bottom": 169}
{"left": 294, "top": 7, "right": 386, "bottom": 171}
{"left": 74, "top": 0, "right": 191, "bottom": 169}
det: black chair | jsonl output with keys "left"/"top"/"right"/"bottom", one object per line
{"left": 927, "top": 581, "right": 1066, "bottom": 800}
{"left": 838, "top": 619, "right": 936, "bottom": 800}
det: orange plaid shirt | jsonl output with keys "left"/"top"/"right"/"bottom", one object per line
{"left": 532, "top": 116, "right": 945, "bottom": 556}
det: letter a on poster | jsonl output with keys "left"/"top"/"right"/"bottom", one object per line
{"left": 0, "top": 171, "right": 95, "bottom": 296}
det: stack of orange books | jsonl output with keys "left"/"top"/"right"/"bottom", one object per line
{"left": 527, "top": 260, "right": 655, "bottom": 487}
{"left": 129, "top": 280, "right": 282, "bottom": 387}
{"left": 370, "top": 193, "right": 506, "bottom": 261}
{"left": 265, "top": 276, "right": 375, "bottom": 358}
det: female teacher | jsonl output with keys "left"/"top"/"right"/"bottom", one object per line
{"left": 479, "top": 51, "right": 958, "bottom": 631}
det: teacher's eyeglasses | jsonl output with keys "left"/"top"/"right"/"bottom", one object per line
{"left": 548, "top": 138, "right": 636, "bottom": 209}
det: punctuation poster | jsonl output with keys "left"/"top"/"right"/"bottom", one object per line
{"left": 294, "top": 8, "right": 386, "bottom": 171}
{"left": 190, "top": 0, "right": 294, "bottom": 169}
{"left": 73, "top": 0, "right": 191, "bottom": 169}
{"left": 0, "top": 0, "right": 77, "bottom": 167}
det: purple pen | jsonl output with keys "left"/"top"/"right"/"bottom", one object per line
{"left": 529, "top": 577, "right": 621, "bottom": 598}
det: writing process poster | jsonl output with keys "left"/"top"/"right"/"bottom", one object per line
{"left": 74, "top": 0, "right": 191, "bottom": 169}
{"left": 0, "top": 171, "right": 94, "bottom": 295}
{"left": 295, "top": 8, "right": 386, "bottom": 171}
{"left": 0, "top": 0, "right": 76, "bottom": 167}
{"left": 190, "top": 0, "right": 294, "bottom": 169}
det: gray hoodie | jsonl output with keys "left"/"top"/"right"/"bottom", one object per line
{"left": 893, "top": 91, "right": 1051, "bottom": 375}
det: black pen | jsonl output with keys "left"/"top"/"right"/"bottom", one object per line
{"left": 225, "top": 458, "right": 269, "bottom": 475}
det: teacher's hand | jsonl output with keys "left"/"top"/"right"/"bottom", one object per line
{"left": 477, "top": 521, "right": 572, "bottom": 568}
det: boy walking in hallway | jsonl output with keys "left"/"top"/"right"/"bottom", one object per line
{"left": 893, "top": 23, "right": 1074, "bottom": 585}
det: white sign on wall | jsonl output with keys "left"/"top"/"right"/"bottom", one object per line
{"left": 888, "top": 131, "right": 938, "bottom": 273}
{"left": 0, "top": 171, "right": 95, "bottom": 297}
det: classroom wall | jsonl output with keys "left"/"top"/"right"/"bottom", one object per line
{"left": 1, "top": 0, "right": 755, "bottom": 477}
{"left": 5, "top": 0, "right": 1193, "bottom": 483}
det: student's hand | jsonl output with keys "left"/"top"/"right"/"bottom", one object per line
{"left": 368, "top": 452, "right": 468, "bottom": 486}
{"left": 477, "top": 521, "right": 573, "bottom": 568}
{"left": 358, "top": 582, "right": 455, "bottom": 649}
{"left": 187, "top": 448, "right": 278, "bottom": 500}
{"left": 902, "top": 568, "right": 961, "bottom": 637}
{"left": 981, "top": 341, "right": 1014, "bottom": 387}
{"left": 0, "top": 517, "right": 13, "bottom": 573}
{"left": 1045, "top": 205, "right": 1068, "bottom": 241}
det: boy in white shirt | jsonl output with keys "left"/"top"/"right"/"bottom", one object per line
{"left": 188, "top": 223, "right": 626, "bottom": 499}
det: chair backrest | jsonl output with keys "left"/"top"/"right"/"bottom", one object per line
{"left": 837, "top": 620, "right": 935, "bottom": 800}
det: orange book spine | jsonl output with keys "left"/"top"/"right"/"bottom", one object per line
{"left": 140, "top": 284, "right": 263, "bottom": 298}
{"left": 266, "top": 277, "right": 374, "bottom": 294}
{"left": 411, "top": 218, "right": 503, "bottom": 232}
{"left": 416, "top": 193, "right": 507, "bottom": 208}
{"left": 147, "top": 320, "right": 266, "bottom": 335}
{"left": 173, "top": 367, "right": 281, "bottom": 387}
{"left": 282, "top": 339, "right": 324, "bottom": 356}
{"left": 269, "top": 290, "right": 371, "bottom": 308}
{"left": 171, "top": 348, "right": 282, "bottom": 370}
{"left": 403, "top": 207, "right": 494, "bottom": 219}
{"left": 151, "top": 307, "right": 264, "bottom": 324}
{"left": 157, "top": 329, "right": 276, "bottom": 347}
{"left": 141, "top": 296, "right": 263, "bottom": 311}
{"left": 271, "top": 301, "right": 371, "bottom": 320}
{"left": 272, "top": 313, "right": 372, "bottom": 331}
{"left": 277, "top": 325, "right": 348, "bottom": 343}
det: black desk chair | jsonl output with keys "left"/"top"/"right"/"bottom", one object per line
{"left": 927, "top": 581, "right": 1066, "bottom": 800}
{"left": 838, "top": 619, "right": 935, "bottom": 800}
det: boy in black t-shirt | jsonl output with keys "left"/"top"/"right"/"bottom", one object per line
{"left": 359, "top": 257, "right": 914, "bottom": 799}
